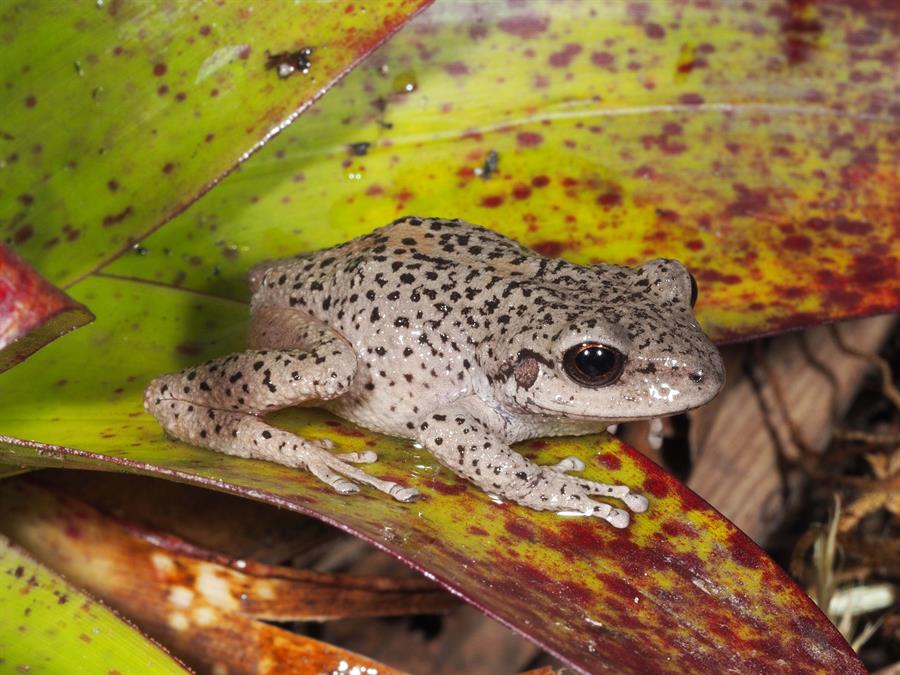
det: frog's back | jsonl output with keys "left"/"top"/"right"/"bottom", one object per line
{"left": 250, "top": 217, "right": 539, "bottom": 312}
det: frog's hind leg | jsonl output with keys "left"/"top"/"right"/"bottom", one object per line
{"left": 144, "top": 305, "right": 418, "bottom": 502}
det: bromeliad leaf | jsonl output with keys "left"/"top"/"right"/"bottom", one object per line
{"left": 0, "top": 276, "right": 864, "bottom": 674}
{"left": 102, "top": 0, "right": 900, "bottom": 343}
{"left": 1, "top": 0, "right": 432, "bottom": 288}
{"left": 0, "top": 245, "right": 92, "bottom": 372}
{"left": 0, "top": 534, "right": 187, "bottom": 674}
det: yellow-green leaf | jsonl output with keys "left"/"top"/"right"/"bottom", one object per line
{"left": 0, "top": 534, "right": 187, "bottom": 674}
{"left": 100, "top": 0, "right": 900, "bottom": 342}
{"left": 2, "top": 0, "right": 432, "bottom": 287}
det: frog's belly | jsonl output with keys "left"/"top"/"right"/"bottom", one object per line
{"left": 322, "top": 383, "right": 461, "bottom": 440}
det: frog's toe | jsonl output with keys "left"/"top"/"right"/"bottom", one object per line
{"left": 551, "top": 456, "right": 585, "bottom": 473}
{"left": 624, "top": 493, "right": 649, "bottom": 512}
{"left": 601, "top": 506, "right": 631, "bottom": 529}
{"left": 307, "top": 461, "right": 360, "bottom": 495}
{"left": 336, "top": 450, "right": 378, "bottom": 464}
{"left": 388, "top": 485, "right": 420, "bottom": 502}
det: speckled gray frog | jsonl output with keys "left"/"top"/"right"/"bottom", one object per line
{"left": 146, "top": 217, "right": 724, "bottom": 527}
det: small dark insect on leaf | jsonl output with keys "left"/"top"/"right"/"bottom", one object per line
{"left": 476, "top": 149, "right": 500, "bottom": 179}
{"left": 348, "top": 142, "right": 371, "bottom": 156}
{"left": 266, "top": 47, "right": 315, "bottom": 79}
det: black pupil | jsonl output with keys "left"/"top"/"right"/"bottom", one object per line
{"left": 575, "top": 346, "right": 617, "bottom": 378}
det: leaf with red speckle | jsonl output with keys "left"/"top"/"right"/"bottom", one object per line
{"left": 0, "top": 245, "right": 92, "bottom": 373}
{"left": 105, "top": 0, "right": 899, "bottom": 342}
{"left": 0, "top": 277, "right": 865, "bottom": 673}
{"left": 0, "top": 534, "right": 188, "bottom": 674}
{"left": 0, "top": 0, "right": 888, "bottom": 672}
{"left": 1, "top": 0, "right": 432, "bottom": 288}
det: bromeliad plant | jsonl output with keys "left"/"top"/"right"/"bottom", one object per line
{"left": 2, "top": 1, "right": 897, "bottom": 673}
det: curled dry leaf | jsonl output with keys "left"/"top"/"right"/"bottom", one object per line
{"left": 0, "top": 534, "right": 187, "bottom": 674}
{"left": 0, "top": 245, "right": 92, "bottom": 372}
{"left": 0, "top": 478, "right": 450, "bottom": 673}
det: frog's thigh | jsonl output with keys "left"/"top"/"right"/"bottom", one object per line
{"left": 416, "top": 403, "right": 644, "bottom": 528}
{"left": 144, "top": 308, "right": 417, "bottom": 502}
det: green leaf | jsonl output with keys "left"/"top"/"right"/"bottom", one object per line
{"left": 0, "top": 534, "right": 187, "bottom": 674}
{"left": 2, "top": 0, "right": 432, "bottom": 287}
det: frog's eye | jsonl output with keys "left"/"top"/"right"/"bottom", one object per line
{"left": 689, "top": 272, "right": 699, "bottom": 307}
{"left": 563, "top": 343, "right": 626, "bottom": 387}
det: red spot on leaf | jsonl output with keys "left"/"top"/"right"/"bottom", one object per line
{"left": 497, "top": 14, "right": 549, "bottom": 39}
{"left": 728, "top": 530, "right": 764, "bottom": 568}
{"left": 595, "top": 452, "right": 621, "bottom": 470}
{"left": 517, "top": 131, "right": 543, "bottom": 147}
{"left": 642, "top": 476, "right": 669, "bottom": 499}
{"left": 101, "top": 206, "right": 133, "bottom": 227}
{"left": 697, "top": 269, "right": 742, "bottom": 285}
{"left": 531, "top": 175, "right": 550, "bottom": 188}
{"left": 783, "top": 235, "right": 812, "bottom": 252}
{"left": 679, "top": 93, "right": 705, "bottom": 105}
{"left": 481, "top": 195, "right": 504, "bottom": 208}
{"left": 549, "top": 43, "right": 582, "bottom": 68}
{"left": 644, "top": 22, "right": 665, "bottom": 39}
{"left": 591, "top": 51, "right": 615, "bottom": 68}
{"left": 661, "top": 520, "right": 699, "bottom": 539}
{"left": 724, "top": 184, "right": 770, "bottom": 218}
{"left": 597, "top": 191, "right": 622, "bottom": 208}
{"left": 532, "top": 240, "right": 565, "bottom": 257}
{"left": 505, "top": 519, "right": 535, "bottom": 540}
{"left": 512, "top": 184, "right": 532, "bottom": 200}
{"left": 834, "top": 216, "right": 872, "bottom": 235}
{"left": 162, "top": 162, "right": 175, "bottom": 174}
{"left": 153, "top": 63, "right": 167, "bottom": 77}
{"left": 14, "top": 226, "right": 34, "bottom": 244}
{"left": 444, "top": 61, "right": 468, "bottom": 76}
{"left": 24, "top": 95, "right": 37, "bottom": 108}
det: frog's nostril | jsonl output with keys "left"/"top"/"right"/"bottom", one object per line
{"left": 688, "top": 370, "right": 704, "bottom": 383}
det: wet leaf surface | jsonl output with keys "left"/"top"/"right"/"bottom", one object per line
{"left": 0, "top": 277, "right": 864, "bottom": 673}
{"left": 101, "top": 0, "right": 900, "bottom": 342}
{"left": 0, "top": 533, "right": 187, "bottom": 674}
{"left": 0, "top": 478, "right": 447, "bottom": 673}
{"left": 0, "top": 245, "right": 92, "bottom": 372}
{"left": 1, "top": 0, "right": 432, "bottom": 287}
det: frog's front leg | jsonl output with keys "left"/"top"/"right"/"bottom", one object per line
{"left": 144, "top": 305, "right": 417, "bottom": 502}
{"left": 416, "top": 400, "right": 648, "bottom": 528}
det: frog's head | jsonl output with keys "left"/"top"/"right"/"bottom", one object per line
{"left": 488, "top": 259, "right": 725, "bottom": 422}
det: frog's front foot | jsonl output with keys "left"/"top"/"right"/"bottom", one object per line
{"left": 550, "top": 456, "right": 585, "bottom": 474}
{"left": 511, "top": 470, "right": 648, "bottom": 528}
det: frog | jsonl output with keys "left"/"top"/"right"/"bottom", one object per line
{"left": 145, "top": 217, "right": 725, "bottom": 528}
